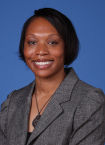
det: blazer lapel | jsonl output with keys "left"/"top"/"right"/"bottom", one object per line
{"left": 27, "top": 98, "right": 63, "bottom": 145}
{"left": 27, "top": 68, "right": 79, "bottom": 145}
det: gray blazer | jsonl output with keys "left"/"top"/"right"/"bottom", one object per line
{"left": 0, "top": 68, "right": 105, "bottom": 145}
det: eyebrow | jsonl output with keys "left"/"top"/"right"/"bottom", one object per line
{"left": 25, "top": 33, "right": 60, "bottom": 37}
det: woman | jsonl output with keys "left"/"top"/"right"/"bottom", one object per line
{"left": 0, "top": 8, "right": 105, "bottom": 145}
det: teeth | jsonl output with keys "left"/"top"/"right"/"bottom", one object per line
{"left": 35, "top": 61, "right": 52, "bottom": 65}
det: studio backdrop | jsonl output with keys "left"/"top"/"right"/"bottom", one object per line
{"left": 0, "top": 0, "right": 105, "bottom": 105}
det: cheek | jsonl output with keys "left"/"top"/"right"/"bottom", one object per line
{"left": 24, "top": 47, "right": 34, "bottom": 59}
{"left": 52, "top": 48, "right": 64, "bottom": 61}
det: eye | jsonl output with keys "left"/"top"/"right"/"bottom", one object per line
{"left": 48, "top": 41, "right": 58, "bottom": 45}
{"left": 27, "top": 40, "right": 37, "bottom": 45}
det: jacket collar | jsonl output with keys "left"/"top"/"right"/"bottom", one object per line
{"left": 7, "top": 67, "right": 79, "bottom": 145}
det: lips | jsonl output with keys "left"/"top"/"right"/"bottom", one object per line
{"left": 32, "top": 59, "right": 54, "bottom": 69}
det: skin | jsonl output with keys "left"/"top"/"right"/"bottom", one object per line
{"left": 24, "top": 17, "right": 65, "bottom": 132}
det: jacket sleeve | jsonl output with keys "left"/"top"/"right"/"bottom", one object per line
{"left": 0, "top": 91, "right": 14, "bottom": 145}
{"left": 69, "top": 88, "right": 105, "bottom": 145}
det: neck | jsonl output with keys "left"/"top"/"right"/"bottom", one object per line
{"left": 34, "top": 69, "right": 65, "bottom": 98}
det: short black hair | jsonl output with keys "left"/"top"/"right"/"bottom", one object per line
{"left": 19, "top": 8, "right": 79, "bottom": 65}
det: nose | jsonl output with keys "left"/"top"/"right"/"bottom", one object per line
{"left": 36, "top": 43, "right": 49, "bottom": 56}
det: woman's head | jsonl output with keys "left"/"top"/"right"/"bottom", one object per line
{"left": 23, "top": 17, "right": 65, "bottom": 78}
{"left": 19, "top": 8, "right": 79, "bottom": 66}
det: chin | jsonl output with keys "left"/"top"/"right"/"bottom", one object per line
{"left": 33, "top": 67, "right": 63, "bottom": 79}
{"left": 33, "top": 70, "right": 54, "bottom": 79}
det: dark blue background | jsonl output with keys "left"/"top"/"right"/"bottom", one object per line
{"left": 0, "top": 0, "right": 105, "bottom": 105}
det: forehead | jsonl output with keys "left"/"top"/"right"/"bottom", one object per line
{"left": 25, "top": 17, "right": 59, "bottom": 35}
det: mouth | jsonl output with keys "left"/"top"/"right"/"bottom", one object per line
{"left": 35, "top": 61, "right": 53, "bottom": 65}
{"left": 32, "top": 59, "right": 54, "bottom": 69}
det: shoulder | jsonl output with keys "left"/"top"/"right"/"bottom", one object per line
{"left": 76, "top": 80, "right": 105, "bottom": 104}
{"left": 0, "top": 91, "right": 15, "bottom": 135}
{"left": 0, "top": 81, "right": 34, "bottom": 111}
{"left": 73, "top": 80, "right": 105, "bottom": 129}
{"left": 0, "top": 81, "right": 34, "bottom": 134}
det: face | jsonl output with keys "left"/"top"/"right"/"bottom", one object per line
{"left": 24, "top": 17, "right": 65, "bottom": 79}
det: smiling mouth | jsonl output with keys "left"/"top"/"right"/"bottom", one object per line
{"left": 32, "top": 60, "right": 54, "bottom": 69}
{"left": 34, "top": 61, "right": 53, "bottom": 65}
